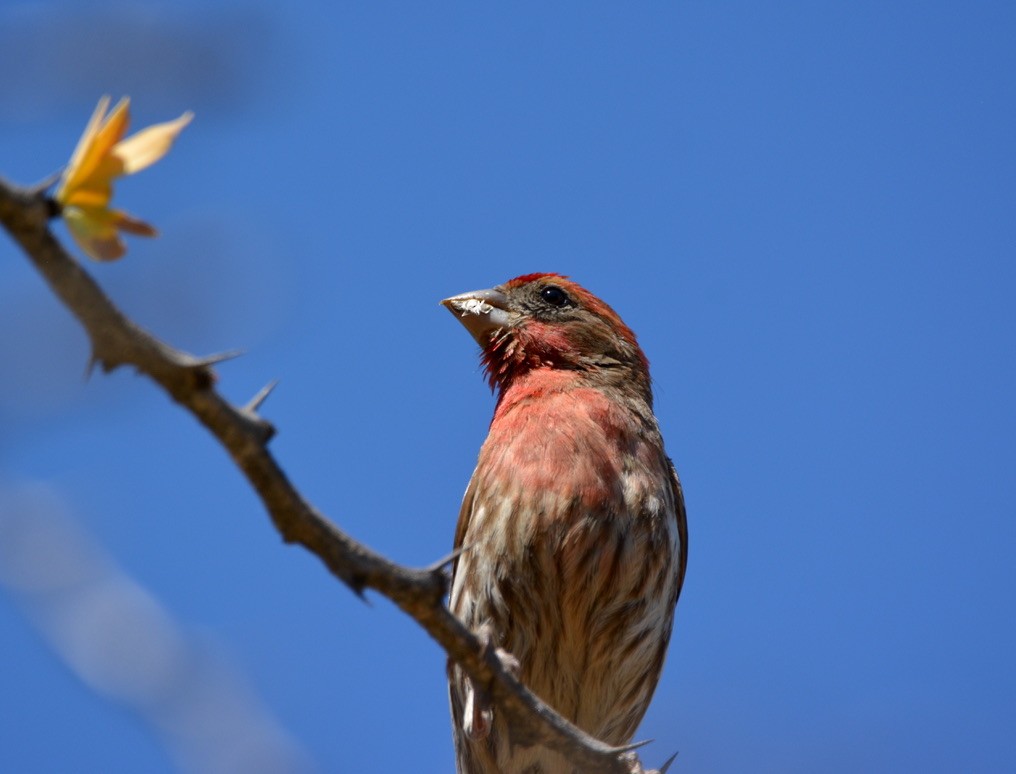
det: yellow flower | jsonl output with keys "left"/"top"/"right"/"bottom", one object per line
{"left": 54, "top": 96, "right": 193, "bottom": 261}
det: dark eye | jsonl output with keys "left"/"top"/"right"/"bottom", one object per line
{"left": 540, "top": 285, "right": 570, "bottom": 307}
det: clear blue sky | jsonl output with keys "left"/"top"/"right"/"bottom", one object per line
{"left": 2, "top": 2, "right": 1014, "bottom": 772}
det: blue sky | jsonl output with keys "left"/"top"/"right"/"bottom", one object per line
{"left": 1, "top": 2, "right": 1014, "bottom": 772}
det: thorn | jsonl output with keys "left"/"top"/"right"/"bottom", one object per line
{"left": 654, "top": 751, "right": 678, "bottom": 767}
{"left": 615, "top": 738, "right": 654, "bottom": 754}
{"left": 30, "top": 170, "right": 63, "bottom": 197}
{"left": 186, "top": 350, "right": 244, "bottom": 391}
{"left": 426, "top": 543, "right": 471, "bottom": 574}
{"left": 192, "top": 349, "right": 245, "bottom": 368}
{"left": 84, "top": 351, "right": 118, "bottom": 377}
{"left": 244, "top": 379, "right": 279, "bottom": 413}
{"left": 348, "top": 574, "right": 370, "bottom": 603}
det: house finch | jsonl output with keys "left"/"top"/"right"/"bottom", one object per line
{"left": 442, "top": 273, "right": 687, "bottom": 774}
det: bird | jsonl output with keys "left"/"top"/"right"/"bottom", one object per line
{"left": 441, "top": 273, "right": 687, "bottom": 774}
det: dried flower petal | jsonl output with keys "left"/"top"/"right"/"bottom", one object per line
{"left": 54, "top": 96, "right": 191, "bottom": 261}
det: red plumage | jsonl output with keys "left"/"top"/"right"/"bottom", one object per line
{"left": 442, "top": 274, "right": 687, "bottom": 774}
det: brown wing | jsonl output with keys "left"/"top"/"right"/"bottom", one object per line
{"left": 669, "top": 457, "right": 689, "bottom": 603}
{"left": 449, "top": 466, "right": 479, "bottom": 590}
{"left": 447, "top": 470, "right": 503, "bottom": 772}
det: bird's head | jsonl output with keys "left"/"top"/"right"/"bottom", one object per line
{"left": 442, "top": 273, "right": 651, "bottom": 398}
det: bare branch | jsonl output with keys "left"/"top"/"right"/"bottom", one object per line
{"left": 0, "top": 176, "right": 663, "bottom": 773}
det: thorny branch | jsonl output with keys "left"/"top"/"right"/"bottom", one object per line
{"left": 0, "top": 176, "right": 672, "bottom": 774}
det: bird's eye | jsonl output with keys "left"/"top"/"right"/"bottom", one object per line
{"left": 540, "top": 285, "right": 570, "bottom": 307}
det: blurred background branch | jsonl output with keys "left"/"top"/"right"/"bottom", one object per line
{"left": 0, "top": 481, "right": 315, "bottom": 774}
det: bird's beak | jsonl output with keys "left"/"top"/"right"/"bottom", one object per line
{"left": 441, "top": 287, "right": 511, "bottom": 346}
